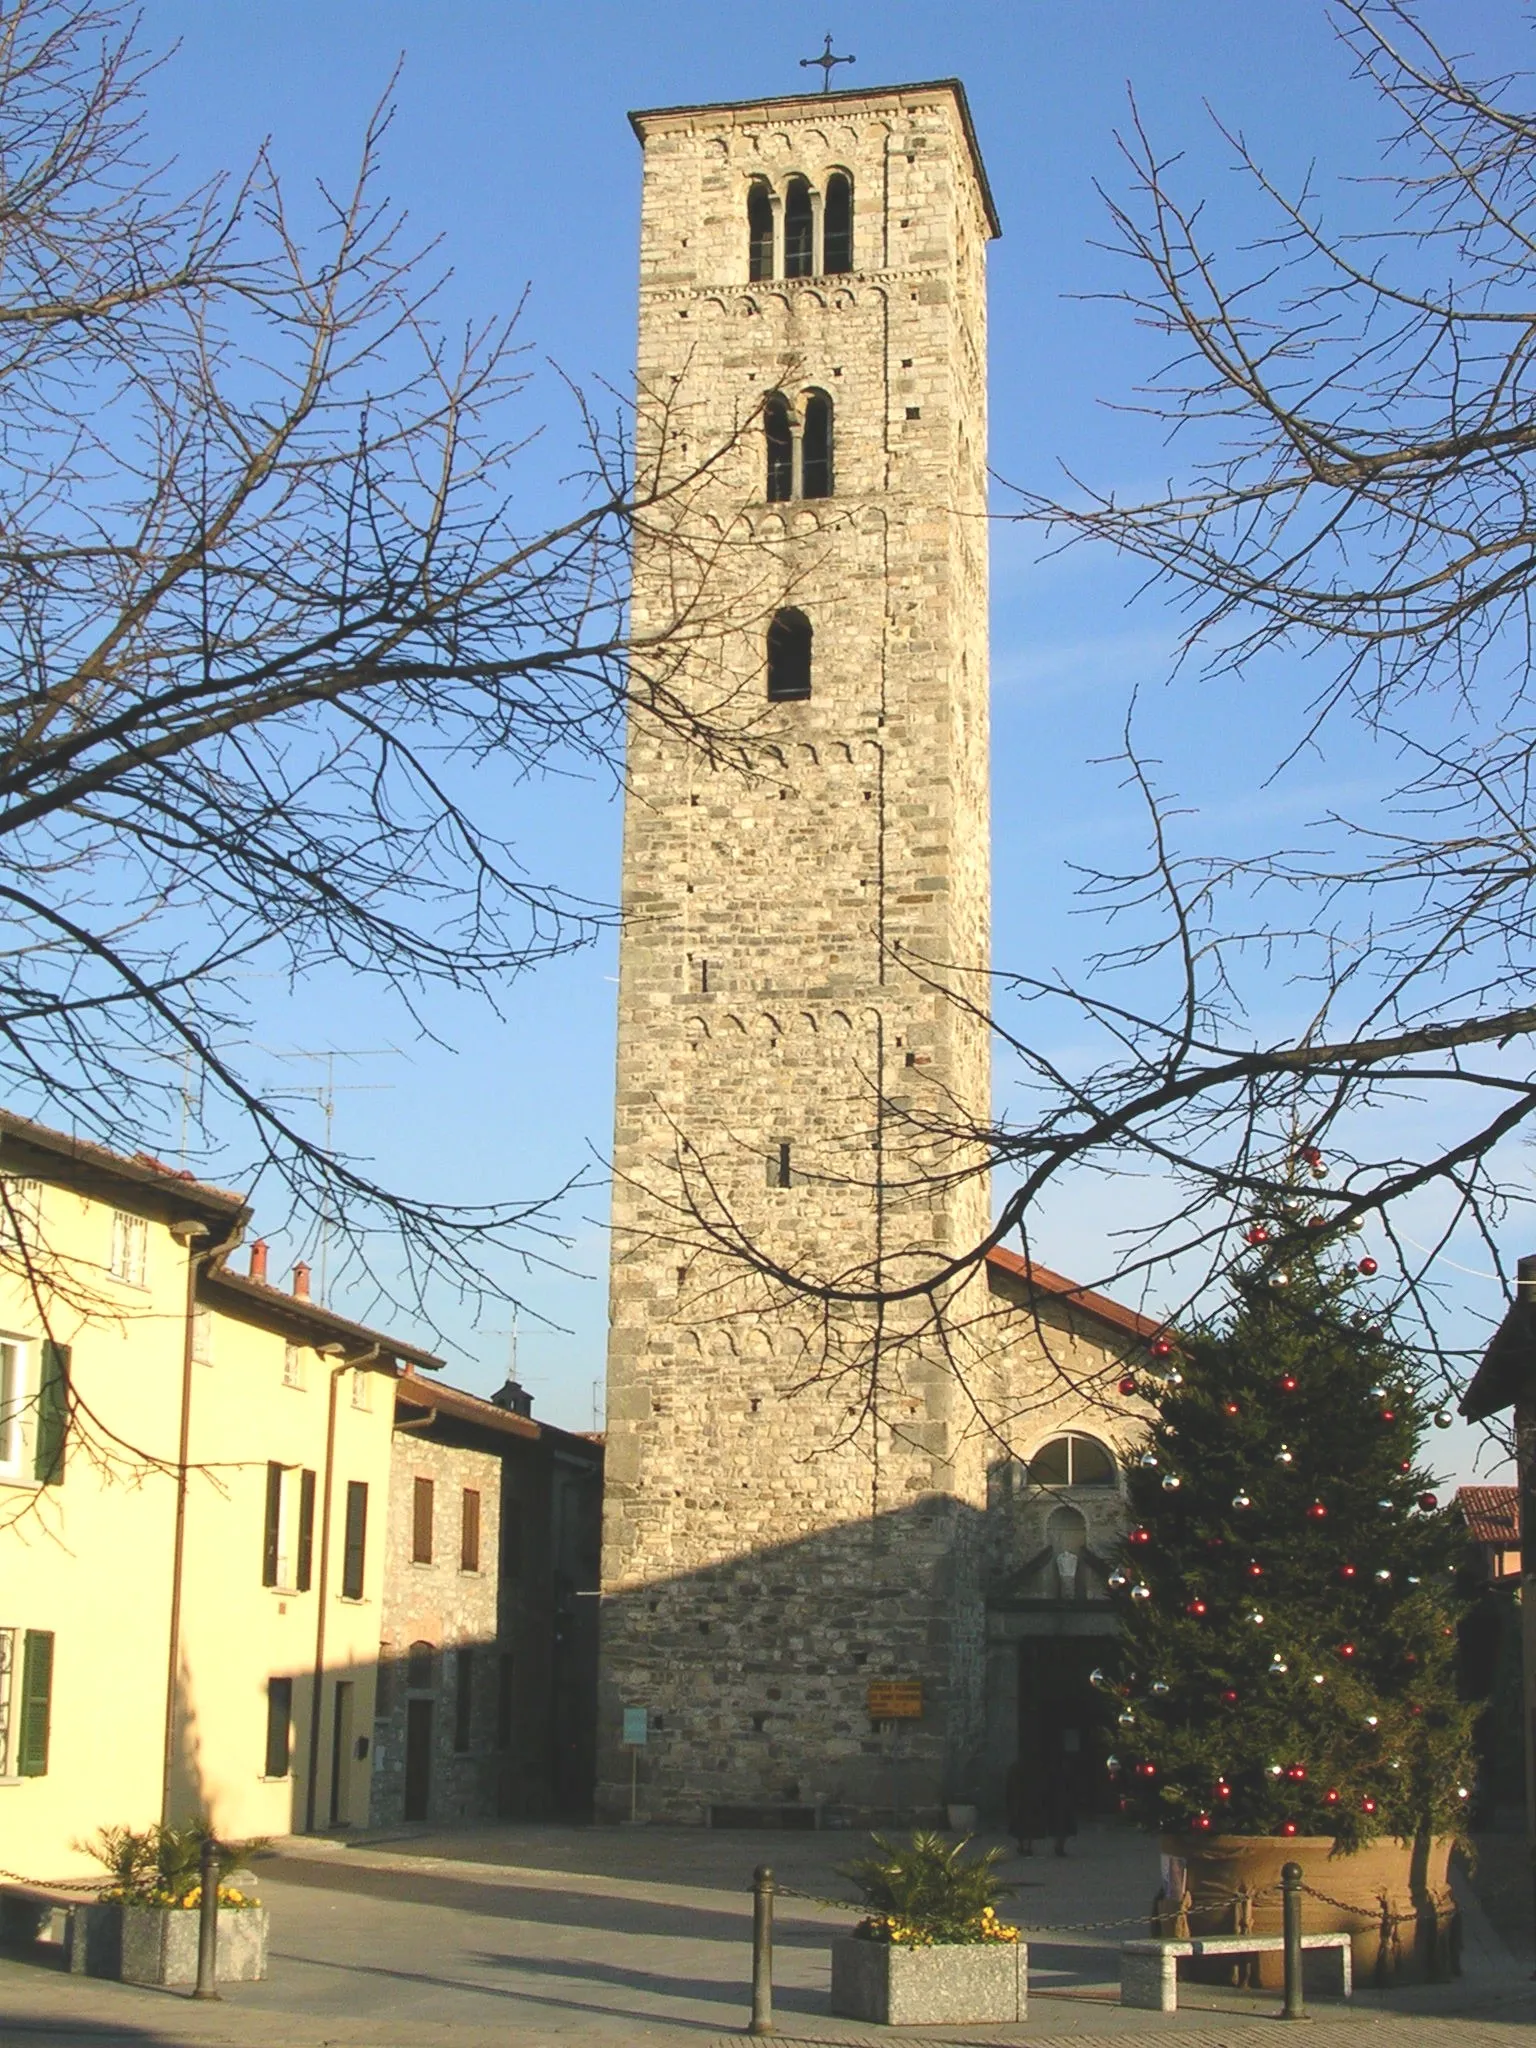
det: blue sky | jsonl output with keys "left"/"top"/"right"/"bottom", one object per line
{"left": 141, "top": 4, "right": 1527, "bottom": 1478}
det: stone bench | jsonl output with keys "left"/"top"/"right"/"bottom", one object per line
{"left": 0, "top": 1882, "right": 116, "bottom": 1975}
{"left": 1121, "top": 1932, "right": 1353, "bottom": 2012}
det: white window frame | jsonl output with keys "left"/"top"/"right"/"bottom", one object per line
{"left": 350, "top": 1367, "right": 371, "bottom": 1411}
{"left": 109, "top": 1209, "right": 148, "bottom": 1287}
{"left": 0, "top": 1179, "right": 41, "bottom": 1254}
{"left": 0, "top": 1339, "right": 31, "bottom": 1480}
{"left": 282, "top": 1342, "right": 306, "bottom": 1391}
{"left": 0, "top": 1625, "right": 14, "bottom": 1778}
{"left": 191, "top": 1306, "right": 213, "bottom": 1366}
{"left": 274, "top": 1465, "right": 299, "bottom": 1589}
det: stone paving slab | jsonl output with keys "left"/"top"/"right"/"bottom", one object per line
{"left": 2, "top": 1822, "right": 1532, "bottom": 2047}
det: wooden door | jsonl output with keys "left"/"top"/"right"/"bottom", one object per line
{"left": 329, "top": 1681, "right": 355, "bottom": 1827}
{"left": 404, "top": 1698, "right": 433, "bottom": 1822}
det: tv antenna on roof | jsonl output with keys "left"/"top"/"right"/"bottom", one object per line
{"left": 800, "top": 34, "right": 855, "bottom": 92}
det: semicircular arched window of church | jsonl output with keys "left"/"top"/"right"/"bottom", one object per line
{"left": 1027, "top": 1432, "right": 1117, "bottom": 1489}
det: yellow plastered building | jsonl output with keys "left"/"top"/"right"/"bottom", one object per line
{"left": 0, "top": 1111, "right": 441, "bottom": 1881}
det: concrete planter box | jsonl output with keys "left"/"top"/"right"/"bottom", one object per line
{"left": 830, "top": 1935, "right": 1027, "bottom": 2025}
{"left": 119, "top": 1904, "right": 268, "bottom": 1987}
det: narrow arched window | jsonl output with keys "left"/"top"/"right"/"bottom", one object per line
{"left": 747, "top": 181, "right": 774, "bottom": 281}
{"left": 802, "top": 391, "right": 833, "bottom": 499}
{"left": 784, "top": 177, "right": 813, "bottom": 278}
{"left": 764, "top": 394, "right": 793, "bottom": 502}
{"left": 1027, "top": 1433, "right": 1118, "bottom": 1490}
{"left": 824, "top": 172, "right": 853, "bottom": 273}
{"left": 766, "top": 609, "right": 812, "bottom": 701}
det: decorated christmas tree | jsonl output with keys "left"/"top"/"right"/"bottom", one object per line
{"left": 1105, "top": 1214, "right": 1478, "bottom": 1850}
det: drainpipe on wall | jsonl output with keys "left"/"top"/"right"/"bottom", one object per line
{"left": 161, "top": 1215, "right": 245, "bottom": 1826}
{"left": 304, "top": 1342, "right": 380, "bottom": 1833}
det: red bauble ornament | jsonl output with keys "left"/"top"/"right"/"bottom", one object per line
{"left": 1403, "top": 1651, "right": 1418, "bottom": 1665}
{"left": 1191, "top": 1812, "right": 1212, "bottom": 1832}
{"left": 1379, "top": 1409, "right": 1396, "bottom": 1424}
{"left": 1118, "top": 1376, "right": 1138, "bottom": 1397}
{"left": 1306, "top": 1500, "right": 1328, "bottom": 1521}
{"left": 1399, "top": 1461, "right": 1412, "bottom": 1473}
{"left": 1246, "top": 1560, "right": 1264, "bottom": 1578}
{"left": 1324, "top": 1788, "right": 1340, "bottom": 1806}
{"left": 1281, "top": 1820, "right": 1298, "bottom": 1837}
{"left": 1358, "top": 1257, "right": 1379, "bottom": 1276}
{"left": 1151, "top": 1337, "right": 1173, "bottom": 1359}
{"left": 1278, "top": 1374, "right": 1299, "bottom": 1393}
{"left": 1361, "top": 1796, "right": 1377, "bottom": 1814}
{"left": 1285, "top": 1763, "right": 1307, "bottom": 1782}
{"left": 1220, "top": 1688, "right": 1239, "bottom": 1706}
{"left": 1129, "top": 1526, "right": 1151, "bottom": 1547}
{"left": 1245, "top": 1224, "right": 1270, "bottom": 1245}
{"left": 1409, "top": 1703, "right": 1423, "bottom": 1717}
{"left": 1338, "top": 1642, "right": 1356, "bottom": 1660}
{"left": 1214, "top": 1778, "right": 1232, "bottom": 1801}
{"left": 1205, "top": 1535, "right": 1226, "bottom": 1553}
{"left": 1117, "top": 1795, "right": 1131, "bottom": 1813}
{"left": 1339, "top": 1563, "right": 1357, "bottom": 1581}
{"left": 1417, "top": 1492, "right": 1439, "bottom": 1511}
{"left": 1222, "top": 1400, "right": 1241, "bottom": 1416}
{"left": 1186, "top": 1598, "right": 1208, "bottom": 1618}
{"left": 1136, "top": 1761, "right": 1157, "bottom": 1780}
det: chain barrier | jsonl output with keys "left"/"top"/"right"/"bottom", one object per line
{"left": 0, "top": 1865, "right": 109, "bottom": 1893}
{"left": 761, "top": 1873, "right": 1436, "bottom": 1937}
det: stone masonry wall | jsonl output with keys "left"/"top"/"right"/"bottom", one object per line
{"left": 371, "top": 1433, "right": 503, "bottom": 1826}
{"left": 600, "top": 83, "right": 1004, "bottom": 1824}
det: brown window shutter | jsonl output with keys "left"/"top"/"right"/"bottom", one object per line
{"left": 264, "top": 1676, "right": 292, "bottom": 1778}
{"left": 460, "top": 1488, "right": 480, "bottom": 1572}
{"left": 412, "top": 1476, "right": 434, "bottom": 1564}
{"left": 262, "top": 1462, "right": 282, "bottom": 1586}
{"left": 297, "top": 1469, "right": 316, "bottom": 1591}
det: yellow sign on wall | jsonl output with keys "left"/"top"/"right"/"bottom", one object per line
{"left": 867, "top": 1680, "right": 923, "bottom": 1720}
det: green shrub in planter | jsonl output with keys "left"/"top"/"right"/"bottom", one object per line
{"left": 839, "top": 1831, "right": 1020, "bottom": 1946}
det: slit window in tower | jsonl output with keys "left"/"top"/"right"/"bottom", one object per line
{"left": 802, "top": 392, "right": 833, "bottom": 499}
{"left": 747, "top": 180, "right": 774, "bottom": 280}
{"left": 823, "top": 172, "right": 853, "bottom": 272}
{"left": 771, "top": 1141, "right": 793, "bottom": 1189}
{"left": 764, "top": 394, "right": 793, "bottom": 501}
{"left": 784, "top": 176, "right": 813, "bottom": 277}
{"left": 766, "top": 608, "right": 812, "bottom": 701}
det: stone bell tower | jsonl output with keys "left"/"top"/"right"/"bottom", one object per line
{"left": 598, "top": 80, "right": 1000, "bottom": 1824}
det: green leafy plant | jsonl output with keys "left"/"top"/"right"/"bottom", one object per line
{"left": 81, "top": 1822, "right": 263, "bottom": 1908}
{"left": 839, "top": 1831, "right": 1019, "bottom": 1946}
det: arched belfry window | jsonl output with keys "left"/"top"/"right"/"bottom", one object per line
{"left": 801, "top": 391, "right": 833, "bottom": 499}
{"left": 1027, "top": 1433, "right": 1118, "bottom": 1490}
{"left": 824, "top": 172, "right": 853, "bottom": 273}
{"left": 764, "top": 394, "right": 793, "bottom": 502}
{"left": 748, "top": 181, "right": 774, "bottom": 282}
{"left": 784, "top": 177, "right": 813, "bottom": 278}
{"left": 767, "top": 609, "right": 812, "bottom": 701}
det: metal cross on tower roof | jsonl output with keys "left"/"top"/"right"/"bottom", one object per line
{"left": 800, "top": 33, "right": 855, "bottom": 92}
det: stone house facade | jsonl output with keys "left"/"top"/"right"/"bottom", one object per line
{"left": 372, "top": 1372, "right": 602, "bottom": 1826}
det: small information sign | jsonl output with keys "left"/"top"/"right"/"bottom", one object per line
{"left": 867, "top": 1680, "right": 923, "bottom": 1720}
{"left": 621, "top": 1706, "right": 649, "bottom": 1747}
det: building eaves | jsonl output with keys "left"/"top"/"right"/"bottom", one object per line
{"left": 985, "top": 1245, "right": 1163, "bottom": 1346}
{"left": 1460, "top": 1296, "right": 1536, "bottom": 1421}
{"left": 201, "top": 1266, "right": 443, "bottom": 1374}
{"left": 629, "top": 79, "right": 1001, "bottom": 239}
{"left": 393, "top": 1373, "right": 603, "bottom": 1461}
{"left": 0, "top": 1107, "right": 249, "bottom": 1230}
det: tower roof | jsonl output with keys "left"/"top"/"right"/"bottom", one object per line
{"left": 629, "top": 79, "right": 1001, "bottom": 239}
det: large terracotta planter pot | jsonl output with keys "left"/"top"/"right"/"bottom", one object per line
{"left": 1159, "top": 1833, "right": 1458, "bottom": 1987}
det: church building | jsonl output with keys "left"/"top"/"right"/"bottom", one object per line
{"left": 599, "top": 76, "right": 1152, "bottom": 1828}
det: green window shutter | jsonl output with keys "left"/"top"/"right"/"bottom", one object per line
{"left": 18, "top": 1630, "right": 54, "bottom": 1776}
{"left": 297, "top": 1469, "right": 316, "bottom": 1592}
{"left": 262, "top": 1462, "right": 282, "bottom": 1587}
{"left": 342, "top": 1481, "right": 367, "bottom": 1601}
{"left": 33, "top": 1342, "right": 69, "bottom": 1484}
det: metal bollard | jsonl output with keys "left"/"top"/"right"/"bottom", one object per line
{"left": 748, "top": 1864, "right": 774, "bottom": 2036}
{"left": 1280, "top": 1860, "right": 1304, "bottom": 2022}
{"left": 193, "top": 1833, "right": 221, "bottom": 2001}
